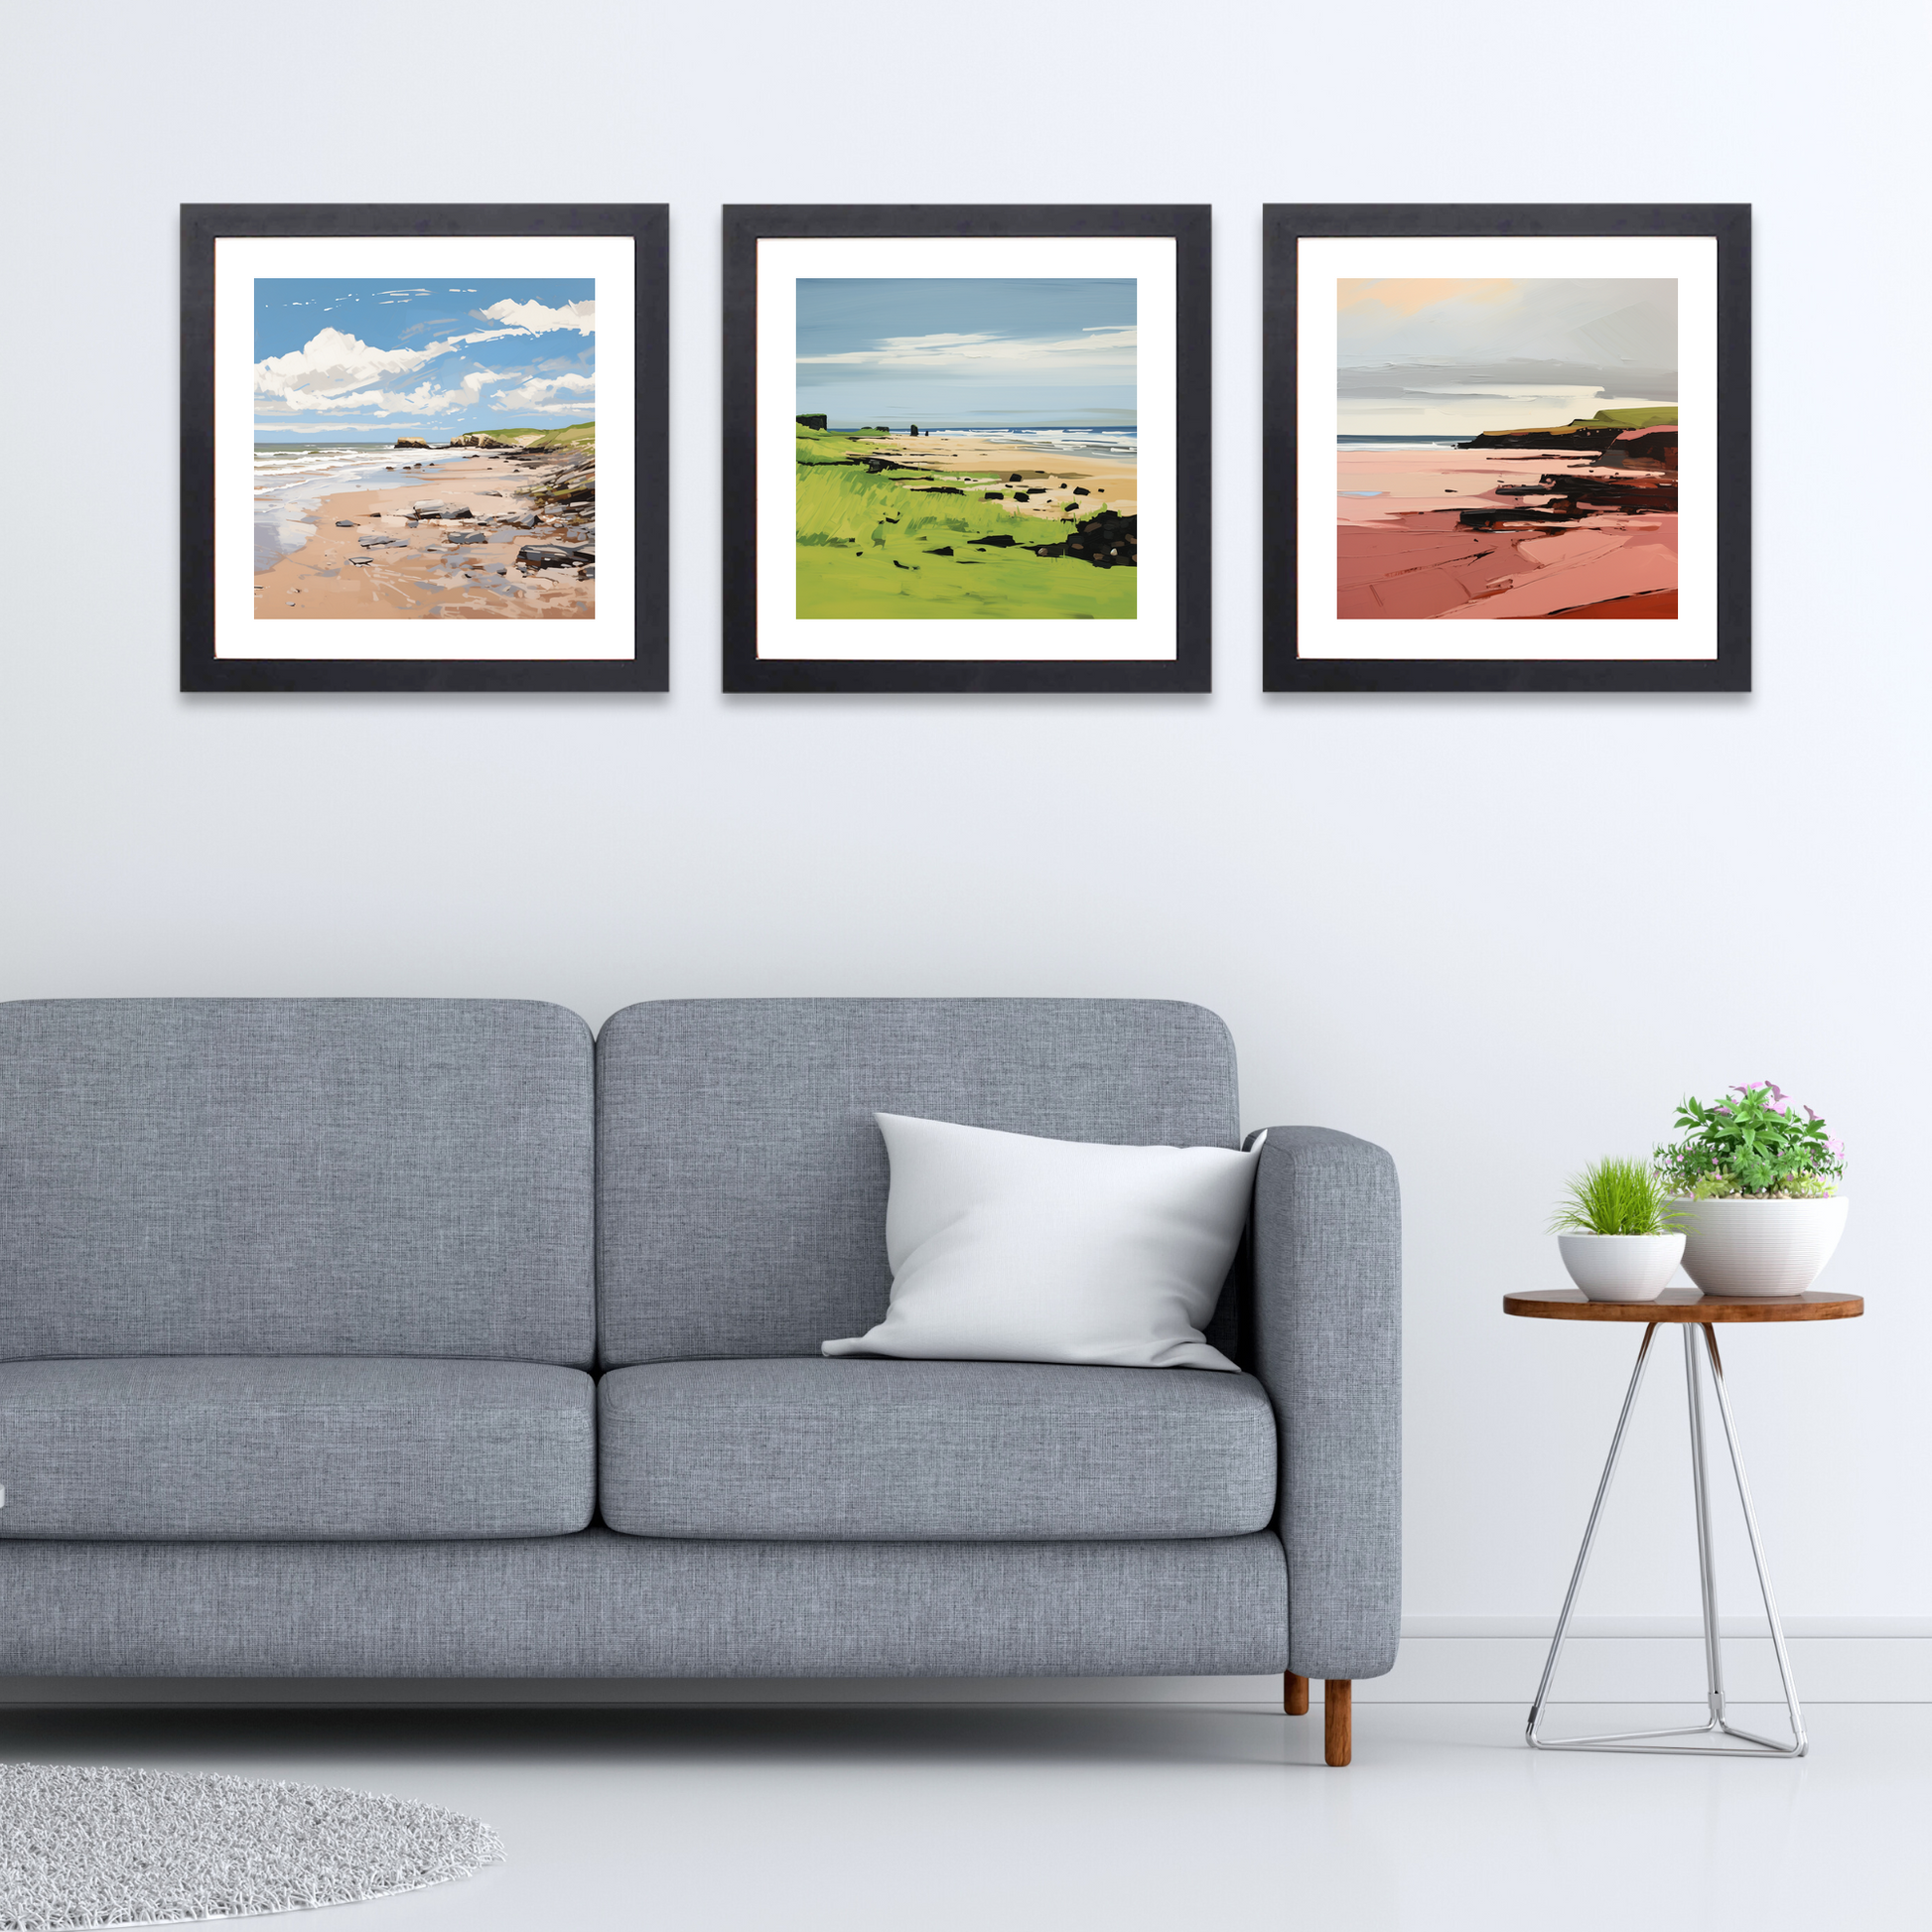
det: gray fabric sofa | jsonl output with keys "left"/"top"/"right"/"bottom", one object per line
{"left": 0, "top": 997, "right": 1399, "bottom": 1763}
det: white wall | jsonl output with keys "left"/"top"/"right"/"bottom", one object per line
{"left": 5, "top": 1, "right": 1925, "bottom": 1684}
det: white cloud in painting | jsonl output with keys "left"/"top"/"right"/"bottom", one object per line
{"left": 490, "top": 372, "right": 596, "bottom": 414}
{"left": 254, "top": 308, "right": 594, "bottom": 413}
{"left": 798, "top": 325, "right": 1135, "bottom": 375}
{"left": 426, "top": 299, "right": 598, "bottom": 351}
{"left": 254, "top": 328, "right": 442, "bottom": 410}
{"left": 258, "top": 364, "right": 518, "bottom": 419}
{"left": 475, "top": 296, "right": 595, "bottom": 336}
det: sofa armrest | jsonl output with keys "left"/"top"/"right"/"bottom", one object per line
{"left": 1248, "top": 1125, "right": 1402, "bottom": 1681}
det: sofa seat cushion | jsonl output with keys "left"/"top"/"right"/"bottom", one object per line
{"left": 598, "top": 1357, "right": 1277, "bottom": 1540}
{"left": 0, "top": 1358, "right": 594, "bottom": 1540}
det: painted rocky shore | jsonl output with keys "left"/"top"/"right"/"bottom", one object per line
{"left": 360, "top": 443, "right": 595, "bottom": 576}
{"left": 1337, "top": 408, "right": 1679, "bottom": 621}
{"left": 1449, "top": 410, "right": 1674, "bottom": 546}
{"left": 255, "top": 436, "right": 596, "bottom": 621}
{"left": 794, "top": 423, "right": 1138, "bottom": 621}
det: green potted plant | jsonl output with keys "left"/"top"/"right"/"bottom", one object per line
{"left": 1549, "top": 1157, "right": 1686, "bottom": 1302}
{"left": 1654, "top": 1080, "right": 1848, "bottom": 1298}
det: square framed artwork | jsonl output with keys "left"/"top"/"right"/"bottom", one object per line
{"left": 722, "top": 205, "right": 1211, "bottom": 693}
{"left": 1263, "top": 205, "right": 1750, "bottom": 693}
{"left": 181, "top": 204, "right": 667, "bottom": 692}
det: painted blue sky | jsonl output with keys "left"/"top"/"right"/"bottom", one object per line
{"left": 253, "top": 278, "right": 596, "bottom": 441}
{"left": 796, "top": 278, "right": 1135, "bottom": 428}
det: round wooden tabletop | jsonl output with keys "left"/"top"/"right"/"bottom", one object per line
{"left": 1504, "top": 1287, "right": 1863, "bottom": 1323}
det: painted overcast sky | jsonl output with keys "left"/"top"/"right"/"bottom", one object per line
{"left": 796, "top": 278, "right": 1136, "bottom": 427}
{"left": 253, "top": 279, "right": 596, "bottom": 440}
{"left": 1336, "top": 278, "right": 1677, "bottom": 436}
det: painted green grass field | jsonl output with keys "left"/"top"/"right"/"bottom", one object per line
{"left": 795, "top": 428, "right": 1135, "bottom": 621}
{"left": 484, "top": 421, "right": 596, "bottom": 450}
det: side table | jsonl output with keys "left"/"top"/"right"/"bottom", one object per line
{"left": 1504, "top": 1286, "right": 1863, "bottom": 1757}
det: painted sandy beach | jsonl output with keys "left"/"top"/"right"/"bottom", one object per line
{"left": 253, "top": 442, "right": 595, "bottom": 621}
{"left": 1337, "top": 439, "right": 1677, "bottom": 621}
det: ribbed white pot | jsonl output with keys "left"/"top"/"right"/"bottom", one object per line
{"left": 1557, "top": 1231, "right": 1687, "bottom": 1302}
{"left": 1670, "top": 1195, "right": 1850, "bottom": 1298}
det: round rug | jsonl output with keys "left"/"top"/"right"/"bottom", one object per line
{"left": 0, "top": 1763, "right": 505, "bottom": 1930}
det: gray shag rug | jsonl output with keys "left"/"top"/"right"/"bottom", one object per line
{"left": 0, "top": 1763, "right": 505, "bottom": 1930}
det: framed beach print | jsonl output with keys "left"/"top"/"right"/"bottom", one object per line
{"left": 1263, "top": 205, "right": 1750, "bottom": 693}
{"left": 181, "top": 204, "right": 667, "bottom": 692}
{"left": 722, "top": 205, "right": 1210, "bottom": 693}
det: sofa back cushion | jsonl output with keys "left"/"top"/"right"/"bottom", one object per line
{"left": 595, "top": 999, "right": 1240, "bottom": 1366}
{"left": 0, "top": 999, "right": 594, "bottom": 1364}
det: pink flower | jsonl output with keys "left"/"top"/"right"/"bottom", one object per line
{"left": 1827, "top": 1138, "right": 1845, "bottom": 1156}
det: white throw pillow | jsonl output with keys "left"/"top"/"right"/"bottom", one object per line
{"left": 822, "top": 1114, "right": 1262, "bottom": 1372}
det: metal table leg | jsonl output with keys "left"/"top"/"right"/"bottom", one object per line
{"left": 1527, "top": 1320, "right": 1808, "bottom": 1756}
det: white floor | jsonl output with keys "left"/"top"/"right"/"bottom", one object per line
{"left": 3, "top": 1700, "right": 1924, "bottom": 1931}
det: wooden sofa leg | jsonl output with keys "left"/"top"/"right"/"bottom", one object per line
{"left": 1284, "top": 1672, "right": 1310, "bottom": 1716}
{"left": 1323, "top": 1681, "right": 1352, "bottom": 1765}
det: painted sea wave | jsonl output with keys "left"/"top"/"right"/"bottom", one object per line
{"left": 251, "top": 442, "right": 441, "bottom": 573}
{"left": 925, "top": 426, "right": 1137, "bottom": 460}
{"left": 1335, "top": 434, "right": 1471, "bottom": 452}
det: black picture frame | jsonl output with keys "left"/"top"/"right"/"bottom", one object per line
{"left": 1263, "top": 204, "right": 1750, "bottom": 693}
{"left": 723, "top": 205, "right": 1211, "bottom": 694}
{"left": 181, "top": 203, "right": 668, "bottom": 693}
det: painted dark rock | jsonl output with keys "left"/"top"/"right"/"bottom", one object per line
{"left": 1062, "top": 511, "right": 1137, "bottom": 569}
{"left": 1457, "top": 472, "right": 1675, "bottom": 530}
{"left": 516, "top": 544, "right": 594, "bottom": 570}
{"left": 1595, "top": 427, "right": 1678, "bottom": 472}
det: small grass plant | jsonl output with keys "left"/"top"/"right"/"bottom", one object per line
{"left": 1548, "top": 1157, "right": 1684, "bottom": 1237}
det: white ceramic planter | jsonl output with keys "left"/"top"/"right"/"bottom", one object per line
{"left": 1557, "top": 1231, "right": 1687, "bottom": 1302}
{"left": 1670, "top": 1194, "right": 1850, "bottom": 1298}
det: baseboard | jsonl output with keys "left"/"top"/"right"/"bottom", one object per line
{"left": 3, "top": 1626, "right": 1925, "bottom": 1710}
{"left": 1368, "top": 1619, "right": 1932, "bottom": 1704}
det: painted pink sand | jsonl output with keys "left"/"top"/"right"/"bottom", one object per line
{"left": 1336, "top": 448, "right": 1590, "bottom": 522}
{"left": 1437, "top": 517, "right": 1676, "bottom": 620}
{"left": 1336, "top": 446, "right": 1678, "bottom": 620}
